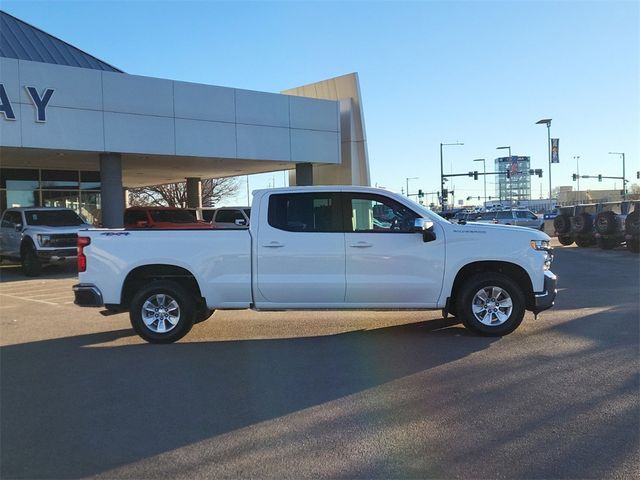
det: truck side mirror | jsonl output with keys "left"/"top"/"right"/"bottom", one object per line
{"left": 414, "top": 218, "right": 436, "bottom": 243}
{"left": 14, "top": 223, "right": 23, "bottom": 232}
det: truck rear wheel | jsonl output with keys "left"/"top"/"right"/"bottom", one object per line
{"left": 456, "top": 273, "right": 526, "bottom": 336}
{"left": 558, "top": 235, "right": 573, "bottom": 246}
{"left": 596, "top": 237, "right": 618, "bottom": 250}
{"left": 575, "top": 236, "right": 594, "bottom": 248}
{"left": 129, "top": 280, "right": 195, "bottom": 343}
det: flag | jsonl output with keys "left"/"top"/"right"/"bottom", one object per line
{"left": 551, "top": 138, "right": 559, "bottom": 163}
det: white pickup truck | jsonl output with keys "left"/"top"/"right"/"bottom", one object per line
{"left": 73, "top": 186, "right": 557, "bottom": 343}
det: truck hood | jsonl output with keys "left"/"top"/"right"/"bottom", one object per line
{"left": 24, "top": 224, "right": 91, "bottom": 235}
{"left": 449, "top": 221, "right": 550, "bottom": 240}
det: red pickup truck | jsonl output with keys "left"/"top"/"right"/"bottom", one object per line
{"left": 123, "top": 207, "right": 214, "bottom": 229}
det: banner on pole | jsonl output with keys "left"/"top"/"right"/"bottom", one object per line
{"left": 551, "top": 138, "right": 560, "bottom": 163}
{"left": 510, "top": 157, "right": 519, "bottom": 176}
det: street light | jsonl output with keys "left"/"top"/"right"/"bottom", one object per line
{"left": 406, "top": 177, "right": 419, "bottom": 198}
{"left": 496, "top": 146, "right": 511, "bottom": 203}
{"left": 573, "top": 155, "right": 580, "bottom": 204}
{"left": 608, "top": 152, "right": 626, "bottom": 200}
{"left": 440, "top": 141, "right": 463, "bottom": 208}
{"left": 473, "top": 158, "right": 486, "bottom": 205}
{"left": 536, "top": 118, "right": 552, "bottom": 200}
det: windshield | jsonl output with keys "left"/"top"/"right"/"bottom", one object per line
{"left": 25, "top": 210, "right": 86, "bottom": 227}
{"left": 149, "top": 210, "right": 198, "bottom": 223}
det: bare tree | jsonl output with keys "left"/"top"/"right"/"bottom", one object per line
{"left": 128, "top": 177, "right": 240, "bottom": 208}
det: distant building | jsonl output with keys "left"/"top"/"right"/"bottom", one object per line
{"left": 495, "top": 156, "right": 531, "bottom": 203}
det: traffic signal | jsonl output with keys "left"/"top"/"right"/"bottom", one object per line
{"left": 572, "top": 174, "right": 577, "bottom": 181}
{"left": 598, "top": 174, "right": 602, "bottom": 182}
{"left": 418, "top": 189, "right": 424, "bottom": 198}
{"left": 442, "top": 188, "right": 448, "bottom": 200}
{"left": 506, "top": 170, "right": 511, "bottom": 179}
{"left": 535, "top": 169, "right": 543, "bottom": 178}
{"left": 473, "top": 171, "right": 479, "bottom": 180}
{"left": 637, "top": 171, "right": 639, "bottom": 179}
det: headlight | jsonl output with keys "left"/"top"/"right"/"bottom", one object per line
{"left": 530, "top": 239, "right": 550, "bottom": 251}
{"left": 37, "top": 234, "right": 51, "bottom": 247}
{"left": 531, "top": 239, "right": 553, "bottom": 270}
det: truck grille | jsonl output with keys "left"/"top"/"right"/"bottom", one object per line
{"left": 49, "top": 234, "right": 78, "bottom": 248}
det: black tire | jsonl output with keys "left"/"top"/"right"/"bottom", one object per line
{"left": 553, "top": 214, "right": 571, "bottom": 234}
{"left": 575, "top": 236, "right": 594, "bottom": 248}
{"left": 558, "top": 235, "right": 573, "bottom": 246}
{"left": 627, "top": 238, "right": 640, "bottom": 253}
{"left": 21, "top": 243, "right": 42, "bottom": 277}
{"left": 595, "top": 211, "right": 616, "bottom": 234}
{"left": 195, "top": 307, "right": 215, "bottom": 324}
{"left": 570, "top": 213, "right": 593, "bottom": 234}
{"left": 129, "top": 280, "right": 195, "bottom": 343}
{"left": 456, "top": 272, "right": 526, "bottom": 336}
{"left": 596, "top": 237, "right": 618, "bottom": 250}
{"left": 625, "top": 211, "right": 640, "bottom": 236}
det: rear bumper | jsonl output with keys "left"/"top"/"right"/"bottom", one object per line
{"left": 532, "top": 271, "right": 557, "bottom": 314}
{"left": 72, "top": 283, "right": 104, "bottom": 307}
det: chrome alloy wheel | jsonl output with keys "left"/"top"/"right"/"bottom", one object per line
{"left": 141, "top": 294, "right": 181, "bottom": 333}
{"left": 471, "top": 286, "right": 513, "bottom": 326}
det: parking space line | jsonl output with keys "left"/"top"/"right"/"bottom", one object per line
{"left": 14, "top": 292, "right": 74, "bottom": 299}
{"left": 0, "top": 293, "right": 61, "bottom": 306}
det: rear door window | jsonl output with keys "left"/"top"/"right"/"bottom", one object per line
{"left": 268, "top": 193, "right": 342, "bottom": 232}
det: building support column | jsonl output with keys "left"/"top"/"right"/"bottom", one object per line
{"left": 100, "top": 153, "right": 124, "bottom": 228}
{"left": 186, "top": 177, "right": 202, "bottom": 209}
{"left": 295, "top": 163, "right": 314, "bottom": 186}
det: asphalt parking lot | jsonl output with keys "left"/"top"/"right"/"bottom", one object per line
{"left": 1, "top": 241, "right": 638, "bottom": 479}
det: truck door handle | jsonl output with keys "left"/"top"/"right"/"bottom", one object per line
{"left": 262, "top": 241, "right": 285, "bottom": 248}
{"left": 349, "top": 242, "right": 373, "bottom": 248}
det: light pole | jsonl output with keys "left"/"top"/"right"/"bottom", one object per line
{"left": 440, "top": 141, "right": 463, "bottom": 208}
{"left": 608, "top": 152, "right": 626, "bottom": 200}
{"left": 536, "top": 118, "right": 552, "bottom": 200}
{"left": 496, "top": 146, "right": 511, "bottom": 203}
{"left": 406, "top": 176, "right": 419, "bottom": 198}
{"left": 573, "top": 155, "right": 580, "bottom": 204}
{"left": 473, "top": 158, "right": 486, "bottom": 205}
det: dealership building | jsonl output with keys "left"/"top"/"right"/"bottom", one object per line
{"left": 0, "top": 11, "right": 370, "bottom": 226}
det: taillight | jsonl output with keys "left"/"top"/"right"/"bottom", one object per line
{"left": 77, "top": 236, "right": 91, "bottom": 272}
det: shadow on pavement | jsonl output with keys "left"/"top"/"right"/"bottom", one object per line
{"left": 1, "top": 317, "right": 488, "bottom": 479}
{"left": 0, "top": 261, "right": 78, "bottom": 283}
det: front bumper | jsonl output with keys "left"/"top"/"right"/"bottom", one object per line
{"left": 72, "top": 284, "right": 104, "bottom": 307}
{"left": 38, "top": 247, "right": 77, "bottom": 261}
{"left": 532, "top": 270, "right": 557, "bottom": 314}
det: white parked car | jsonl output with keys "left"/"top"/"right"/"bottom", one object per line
{"left": 73, "top": 186, "right": 557, "bottom": 343}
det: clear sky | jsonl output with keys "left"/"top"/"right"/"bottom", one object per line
{"left": 3, "top": 0, "right": 638, "bottom": 206}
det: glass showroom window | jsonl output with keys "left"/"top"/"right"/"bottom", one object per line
{"left": 0, "top": 169, "right": 40, "bottom": 211}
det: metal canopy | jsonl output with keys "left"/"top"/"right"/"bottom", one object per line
{"left": 0, "top": 10, "right": 123, "bottom": 72}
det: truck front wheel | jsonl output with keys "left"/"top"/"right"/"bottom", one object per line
{"left": 129, "top": 280, "right": 195, "bottom": 343}
{"left": 456, "top": 273, "right": 526, "bottom": 336}
{"left": 21, "top": 243, "right": 42, "bottom": 277}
